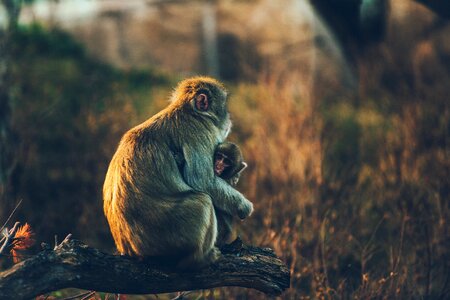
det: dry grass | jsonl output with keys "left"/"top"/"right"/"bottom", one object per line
{"left": 213, "top": 67, "right": 448, "bottom": 298}
{"left": 14, "top": 74, "right": 448, "bottom": 299}
{"left": 4, "top": 21, "right": 449, "bottom": 299}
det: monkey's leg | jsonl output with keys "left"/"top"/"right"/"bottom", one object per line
{"left": 215, "top": 209, "right": 234, "bottom": 247}
{"left": 176, "top": 192, "right": 220, "bottom": 270}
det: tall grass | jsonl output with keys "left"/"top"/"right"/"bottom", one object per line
{"left": 218, "top": 70, "right": 448, "bottom": 298}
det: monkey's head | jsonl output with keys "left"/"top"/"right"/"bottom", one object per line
{"left": 170, "top": 77, "right": 231, "bottom": 139}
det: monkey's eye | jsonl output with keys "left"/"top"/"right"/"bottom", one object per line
{"left": 215, "top": 153, "right": 225, "bottom": 161}
{"left": 223, "top": 158, "right": 231, "bottom": 167}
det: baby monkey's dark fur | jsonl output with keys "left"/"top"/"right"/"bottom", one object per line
{"left": 214, "top": 142, "right": 248, "bottom": 245}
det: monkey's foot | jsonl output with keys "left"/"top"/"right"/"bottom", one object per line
{"left": 220, "top": 236, "right": 243, "bottom": 254}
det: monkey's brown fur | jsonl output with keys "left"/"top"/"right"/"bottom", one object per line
{"left": 103, "top": 77, "right": 253, "bottom": 268}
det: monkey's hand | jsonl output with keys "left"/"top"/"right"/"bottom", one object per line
{"left": 183, "top": 146, "right": 253, "bottom": 219}
{"left": 237, "top": 198, "right": 254, "bottom": 219}
{"left": 228, "top": 174, "right": 240, "bottom": 186}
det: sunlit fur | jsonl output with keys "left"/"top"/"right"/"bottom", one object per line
{"left": 103, "top": 77, "right": 253, "bottom": 268}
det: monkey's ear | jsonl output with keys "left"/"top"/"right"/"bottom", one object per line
{"left": 194, "top": 93, "right": 209, "bottom": 111}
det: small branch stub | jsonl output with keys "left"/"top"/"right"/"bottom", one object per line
{"left": 0, "top": 237, "right": 290, "bottom": 299}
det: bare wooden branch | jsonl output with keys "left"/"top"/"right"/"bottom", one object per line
{"left": 0, "top": 221, "right": 19, "bottom": 255}
{"left": 0, "top": 199, "right": 22, "bottom": 234}
{"left": 0, "top": 237, "right": 290, "bottom": 299}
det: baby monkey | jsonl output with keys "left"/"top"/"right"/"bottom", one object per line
{"left": 214, "top": 142, "right": 248, "bottom": 246}
{"left": 214, "top": 142, "right": 247, "bottom": 185}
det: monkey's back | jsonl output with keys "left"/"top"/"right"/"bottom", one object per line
{"left": 103, "top": 118, "right": 196, "bottom": 256}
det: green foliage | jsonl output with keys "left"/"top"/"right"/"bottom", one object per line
{"left": 12, "top": 23, "right": 85, "bottom": 59}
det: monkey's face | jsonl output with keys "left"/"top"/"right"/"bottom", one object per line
{"left": 214, "top": 152, "right": 231, "bottom": 177}
{"left": 214, "top": 142, "right": 247, "bottom": 181}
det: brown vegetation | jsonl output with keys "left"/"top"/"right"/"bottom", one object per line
{"left": 1, "top": 0, "right": 448, "bottom": 298}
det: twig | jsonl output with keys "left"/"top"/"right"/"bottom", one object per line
{"left": 361, "top": 217, "right": 384, "bottom": 274}
{"left": 0, "top": 221, "right": 20, "bottom": 255}
{"left": 54, "top": 234, "right": 73, "bottom": 250}
{"left": 80, "top": 291, "right": 96, "bottom": 300}
{"left": 0, "top": 199, "right": 22, "bottom": 233}
{"left": 61, "top": 290, "right": 95, "bottom": 300}
{"left": 320, "top": 215, "right": 330, "bottom": 290}
{"left": 171, "top": 291, "right": 193, "bottom": 300}
{"left": 388, "top": 215, "right": 407, "bottom": 295}
{"left": 393, "top": 216, "right": 406, "bottom": 271}
{"left": 61, "top": 234, "right": 73, "bottom": 244}
{"left": 425, "top": 223, "right": 432, "bottom": 298}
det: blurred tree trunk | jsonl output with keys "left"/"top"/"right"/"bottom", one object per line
{"left": 309, "top": 0, "right": 389, "bottom": 103}
{"left": 415, "top": 0, "right": 450, "bottom": 19}
{"left": 201, "top": 0, "right": 220, "bottom": 78}
{"left": 309, "top": 0, "right": 389, "bottom": 64}
{"left": 0, "top": 0, "right": 21, "bottom": 220}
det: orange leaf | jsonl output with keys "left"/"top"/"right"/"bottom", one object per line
{"left": 12, "top": 223, "right": 35, "bottom": 250}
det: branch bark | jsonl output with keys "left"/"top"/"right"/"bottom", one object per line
{"left": 0, "top": 237, "right": 290, "bottom": 299}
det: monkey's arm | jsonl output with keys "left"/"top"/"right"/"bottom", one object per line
{"left": 182, "top": 147, "right": 253, "bottom": 219}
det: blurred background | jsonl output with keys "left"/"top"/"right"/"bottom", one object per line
{"left": 0, "top": 0, "right": 449, "bottom": 298}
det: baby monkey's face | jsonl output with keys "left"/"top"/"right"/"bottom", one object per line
{"left": 213, "top": 142, "right": 247, "bottom": 186}
{"left": 214, "top": 152, "right": 231, "bottom": 177}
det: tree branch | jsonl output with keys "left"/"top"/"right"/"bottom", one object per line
{"left": 0, "top": 221, "right": 19, "bottom": 255}
{"left": 0, "top": 237, "right": 290, "bottom": 299}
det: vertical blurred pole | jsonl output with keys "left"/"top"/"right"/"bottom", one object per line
{"left": 202, "top": 0, "right": 220, "bottom": 78}
{"left": 0, "top": 0, "right": 21, "bottom": 220}
{"left": 306, "top": 0, "right": 318, "bottom": 111}
{"left": 116, "top": 12, "right": 131, "bottom": 68}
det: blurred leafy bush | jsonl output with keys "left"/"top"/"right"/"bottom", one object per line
{"left": 9, "top": 24, "right": 171, "bottom": 248}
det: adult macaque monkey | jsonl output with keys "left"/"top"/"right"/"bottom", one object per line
{"left": 103, "top": 77, "right": 253, "bottom": 269}
{"left": 214, "top": 142, "right": 248, "bottom": 246}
